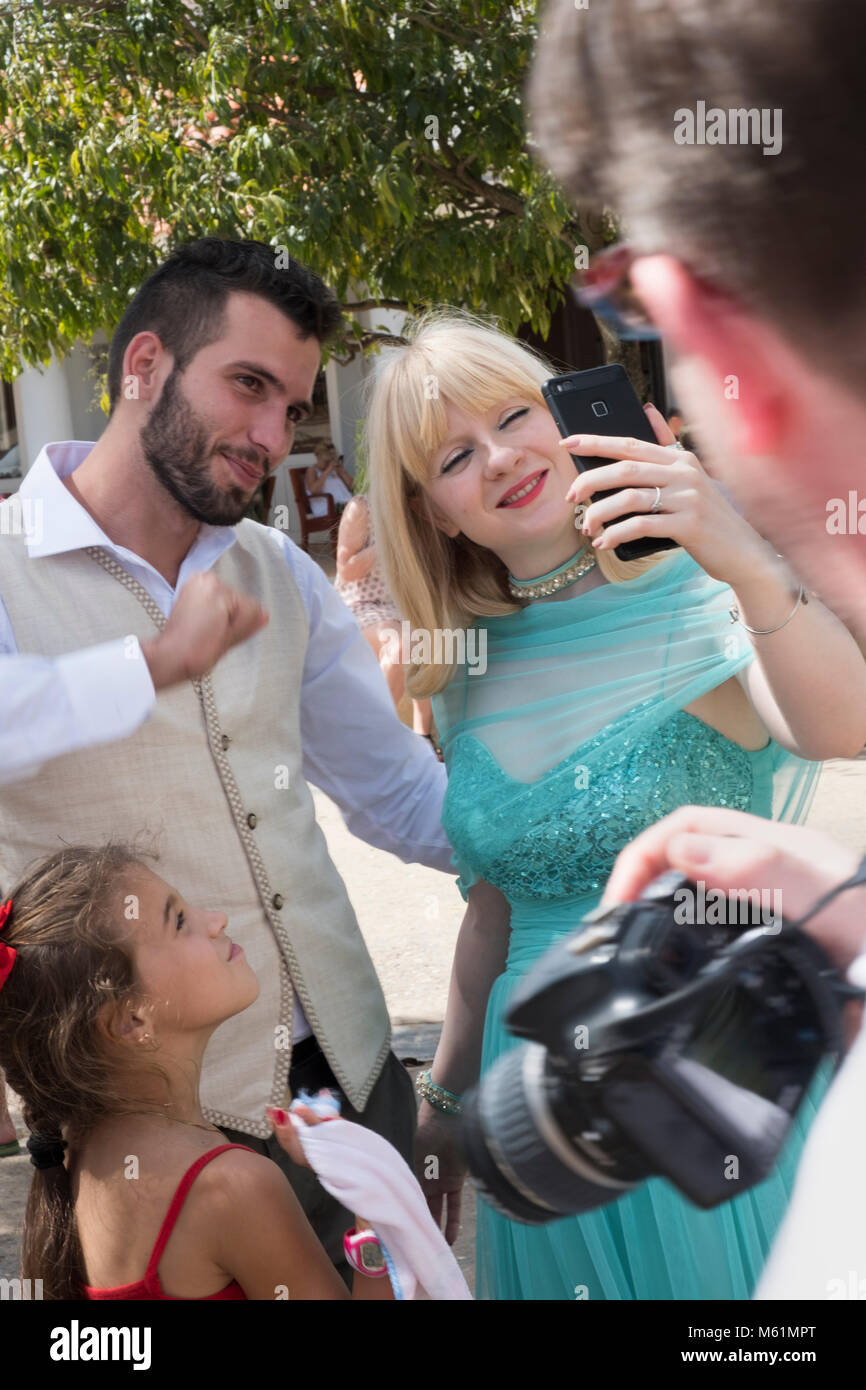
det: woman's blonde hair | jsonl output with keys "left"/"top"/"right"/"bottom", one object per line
{"left": 366, "top": 308, "right": 662, "bottom": 697}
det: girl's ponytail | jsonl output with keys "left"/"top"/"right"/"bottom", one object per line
{"left": 21, "top": 1122, "right": 86, "bottom": 1300}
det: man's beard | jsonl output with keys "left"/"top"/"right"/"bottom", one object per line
{"left": 140, "top": 366, "right": 259, "bottom": 526}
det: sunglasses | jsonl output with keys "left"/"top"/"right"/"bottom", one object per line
{"left": 572, "top": 242, "right": 661, "bottom": 342}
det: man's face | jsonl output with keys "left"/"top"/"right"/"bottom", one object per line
{"left": 140, "top": 291, "right": 321, "bottom": 526}
{"left": 631, "top": 255, "right": 866, "bottom": 642}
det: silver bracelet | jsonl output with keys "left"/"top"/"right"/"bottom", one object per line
{"left": 729, "top": 583, "right": 808, "bottom": 635}
{"left": 415, "top": 1069, "right": 463, "bottom": 1115}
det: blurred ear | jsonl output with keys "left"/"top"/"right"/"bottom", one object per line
{"left": 631, "top": 254, "right": 798, "bottom": 456}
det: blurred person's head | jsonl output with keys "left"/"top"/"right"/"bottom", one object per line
{"left": 366, "top": 310, "right": 660, "bottom": 697}
{"left": 107, "top": 239, "right": 343, "bottom": 525}
{"left": 314, "top": 439, "right": 337, "bottom": 467}
{"left": 530, "top": 0, "right": 866, "bottom": 637}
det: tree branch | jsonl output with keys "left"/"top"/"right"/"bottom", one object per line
{"left": 427, "top": 137, "right": 526, "bottom": 218}
{"left": 331, "top": 328, "right": 408, "bottom": 365}
{"left": 342, "top": 298, "right": 408, "bottom": 312}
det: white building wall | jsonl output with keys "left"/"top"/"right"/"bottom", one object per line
{"left": 324, "top": 304, "right": 407, "bottom": 476}
{"left": 12, "top": 342, "right": 108, "bottom": 475}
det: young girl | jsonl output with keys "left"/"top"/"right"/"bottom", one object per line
{"left": 0, "top": 844, "right": 463, "bottom": 1300}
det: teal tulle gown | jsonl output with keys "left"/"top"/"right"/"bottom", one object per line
{"left": 432, "top": 550, "right": 829, "bottom": 1301}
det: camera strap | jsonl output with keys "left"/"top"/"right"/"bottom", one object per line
{"left": 787, "top": 853, "right": 866, "bottom": 1000}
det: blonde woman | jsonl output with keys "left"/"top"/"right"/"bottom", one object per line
{"left": 366, "top": 310, "right": 866, "bottom": 1301}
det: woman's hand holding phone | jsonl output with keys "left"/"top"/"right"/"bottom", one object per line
{"left": 564, "top": 403, "right": 775, "bottom": 588}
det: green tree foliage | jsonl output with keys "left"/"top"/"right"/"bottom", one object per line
{"left": 0, "top": 0, "right": 600, "bottom": 381}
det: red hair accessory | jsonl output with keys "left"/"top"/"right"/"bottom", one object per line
{"left": 0, "top": 899, "right": 17, "bottom": 992}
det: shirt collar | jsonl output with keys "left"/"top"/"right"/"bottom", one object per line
{"left": 21, "top": 441, "right": 237, "bottom": 574}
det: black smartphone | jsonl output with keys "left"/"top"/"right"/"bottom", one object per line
{"left": 542, "top": 364, "right": 679, "bottom": 562}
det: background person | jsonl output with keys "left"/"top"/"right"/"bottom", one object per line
{"left": 334, "top": 490, "right": 437, "bottom": 750}
{"left": 306, "top": 439, "right": 355, "bottom": 518}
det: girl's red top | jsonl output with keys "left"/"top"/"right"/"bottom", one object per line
{"left": 82, "top": 1143, "right": 255, "bottom": 1300}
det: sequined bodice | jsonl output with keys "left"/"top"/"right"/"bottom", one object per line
{"left": 442, "top": 710, "right": 772, "bottom": 905}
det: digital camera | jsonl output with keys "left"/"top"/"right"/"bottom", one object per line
{"left": 460, "top": 871, "right": 854, "bottom": 1222}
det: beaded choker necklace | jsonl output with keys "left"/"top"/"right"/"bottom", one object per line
{"left": 507, "top": 546, "right": 597, "bottom": 601}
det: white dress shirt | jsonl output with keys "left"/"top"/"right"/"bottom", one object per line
{"left": 1, "top": 442, "right": 454, "bottom": 1043}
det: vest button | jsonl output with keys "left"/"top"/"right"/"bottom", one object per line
{"left": 247, "top": 812, "right": 258, "bottom": 829}
{"left": 221, "top": 734, "right": 231, "bottom": 751}
{"left": 272, "top": 892, "right": 284, "bottom": 910}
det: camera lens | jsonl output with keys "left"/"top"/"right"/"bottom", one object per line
{"left": 459, "top": 1042, "right": 640, "bottom": 1224}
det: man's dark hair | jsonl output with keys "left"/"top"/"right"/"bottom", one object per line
{"left": 107, "top": 239, "right": 344, "bottom": 408}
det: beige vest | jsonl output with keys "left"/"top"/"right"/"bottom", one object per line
{"left": 0, "top": 511, "right": 391, "bottom": 1135}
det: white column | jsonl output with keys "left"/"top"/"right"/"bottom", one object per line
{"left": 14, "top": 354, "right": 75, "bottom": 470}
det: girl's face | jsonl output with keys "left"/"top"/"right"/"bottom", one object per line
{"left": 424, "top": 394, "right": 580, "bottom": 576}
{"left": 123, "top": 868, "right": 259, "bottom": 1041}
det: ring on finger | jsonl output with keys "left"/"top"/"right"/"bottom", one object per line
{"left": 650, "top": 485, "right": 663, "bottom": 513}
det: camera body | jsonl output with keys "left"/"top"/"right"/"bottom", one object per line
{"left": 460, "top": 871, "right": 848, "bottom": 1224}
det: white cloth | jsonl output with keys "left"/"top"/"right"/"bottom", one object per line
{"left": 754, "top": 947, "right": 866, "bottom": 1299}
{"left": 290, "top": 1113, "right": 472, "bottom": 1300}
{"left": 0, "top": 442, "right": 454, "bottom": 1046}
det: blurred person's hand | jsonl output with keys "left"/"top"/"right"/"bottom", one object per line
{"left": 600, "top": 806, "right": 866, "bottom": 1042}
{"left": 141, "top": 572, "right": 269, "bottom": 690}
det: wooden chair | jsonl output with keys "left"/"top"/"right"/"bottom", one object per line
{"left": 287, "top": 466, "right": 339, "bottom": 555}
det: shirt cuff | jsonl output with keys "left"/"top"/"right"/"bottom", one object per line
{"left": 59, "top": 636, "right": 156, "bottom": 744}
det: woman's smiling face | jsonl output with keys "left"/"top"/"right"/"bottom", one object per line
{"left": 424, "top": 394, "right": 581, "bottom": 577}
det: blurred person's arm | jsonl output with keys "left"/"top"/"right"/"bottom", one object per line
{"left": 336, "top": 498, "right": 376, "bottom": 584}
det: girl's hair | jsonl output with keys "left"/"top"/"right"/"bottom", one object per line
{"left": 366, "top": 309, "right": 663, "bottom": 697}
{"left": 0, "top": 842, "right": 167, "bottom": 1299}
